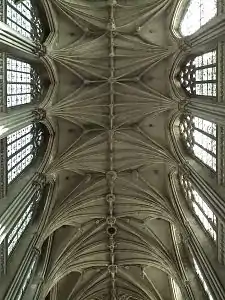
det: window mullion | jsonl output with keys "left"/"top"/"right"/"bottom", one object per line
{"left": 192, "top": 200, "right": 217, "bottom": 229}
{"left": 196, "top": 64, "right": 216, "bottom": 70}
{"left": 7, "top": 3, "right": 32, "bottom": 24}
{"left": 194, "top": 142, "right": 216, "bottom": 158}
{"left": 194, "top": 127, "right": 216, "bottom": 140}
{"left": 7, "top": 141, "right": 32, "bottom": 160}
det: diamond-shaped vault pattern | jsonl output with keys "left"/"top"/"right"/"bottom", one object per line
{"left": 38, "top": 0, "right": 187, "bottom": 299}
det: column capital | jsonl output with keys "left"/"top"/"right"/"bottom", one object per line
{"left": 178, "top": 99, "right": 189, "bottom": 111}
{"left": 177, "top": 38, "right": 192, "bottom": 52}
{"left": 32, "top": 172, "right": 47, "bottom": 189}
{"left": 33, "top": 43, "right": 47, "bottom": 57}
{"left": 32, "top": 108, "right": 46, "bottom": 122}
{"left": 179, "top": 162, "right": 191, "bottom": 178}
{"left": 33, "top": 247, "right": 41, "bottom": 256}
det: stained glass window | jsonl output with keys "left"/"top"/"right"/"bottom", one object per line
{"left": 180, "top": 115, "right": 217, "bottom": 171}
{"left": 180, "top": 0, "right": 217, "bottom": 36}
{"left": 6, "top": 0, "right": 43, "bottom": 41}
{"left": 193, "top": 258, "right": 214, "bottom": 300}
{"left": 6, "top": 57, "right": 41, "bottom": 108}
{"left": 180, "top": 51, "right": 217, "bottom": 97}
{"left": 181, "top": 175, "right": 217, "bottom": 241}
{"left": 6, "top": 57, "right": 41, "bottom": 107}
{"left": 7, "top": 124, "right": 43, "bottom": 184}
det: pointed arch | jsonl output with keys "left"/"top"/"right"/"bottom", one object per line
{"left": 2, "top": 0, "right": 50, "bottom": 42}
{"left": 179, "top": 114, "right": 217, "bottom": 171}
{"left": 171, "top": 0, "right": 217, "bottom": 37}
{"left": 179, "top": 50, "right": 217, "bottom": 97}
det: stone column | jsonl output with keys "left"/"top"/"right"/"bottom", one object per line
{"left": 0, "top": 172, "right": 47, "bottom": 246}
{"left": 183, "top": 222, "right": 225, "bottom": 300}
{"left": 218, "top": 221, "right": 225, "bottom": 265}
{"left": 185, "top": 14, "right": 225, "bottom": 51}
{"left": 170, "top": 171, "right": 225, "bottom": 298}
{"left": 0, "top": 21, "right": 46, "bottom": 61}
{"left": 0, "top": 106, "right": 46, "bottom": 139}
{"left": 187, "top": 163, "right": 225, "bottom": 223}
{"left": 187, "top": 99, "right": 225, "bottom": 126}
{"left": 2, "top": 239, "right": 39, "bottom": 300}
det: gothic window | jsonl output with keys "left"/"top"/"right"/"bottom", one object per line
{"left": 6, "top": 0, "right": 43, "bottom": 42}
{"left": 7, "top": 124, "right": 43, "bottom": 184}
{"left": 180, "top": 0, "right": 217, "bottom": 36}
{"left": 180, "top": 115, "right": 217, "bottom": 171}
{"left": 6, "top": 57, "right": 41, "bottom": 108}
{"left": 181, "top": 175, "right": 217, "bottom": 241}
{"left": 193, "top": 258, "right": 214, "bottom": 300}
{"left": 180, "top": 51, "right": 217, "bottom": 97}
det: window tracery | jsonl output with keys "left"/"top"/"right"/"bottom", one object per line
{"left": 6, "top": 0, "right": 43, "bottom": 42}
{"left": 180, "top": 115, "right": 217, "bottom": 171}
{"left": 7, "top": 123, "right": 43, "bottom": 184}
{"left": 6, "top": 57, "right": 42, "bottom": 108}
{"left": 180, "top": 51, "right": 217, "bottom": 97}
{"left": 180, "top": 0, "right": 217, "bottom": 36}
{"left": 180, "top": 175, "right": 217, "bottom": 241}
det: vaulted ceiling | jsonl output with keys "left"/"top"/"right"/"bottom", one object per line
{"left": 38, "top": 1, "right": 184, "bottom": 299}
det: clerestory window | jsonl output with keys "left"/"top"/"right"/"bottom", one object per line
{"left": 6, "top": 57, "right": 42, "bottom": 108}
{"left": 180, "top": 50, "right": 217, "bottom": 97}
{"left": 6, "top": 0, "right": 43, "bottom": 42}
{"left": 180, "top": 0, "right": 217, "bottom": 36}
{"left": 180, "top": 175, "right": 217, "bottom": 241}
{"left": 7, "top": 123, "right": 43, "bottom": 184}
{"left": 179, "top": 115, "right": 217, "bottom": 171}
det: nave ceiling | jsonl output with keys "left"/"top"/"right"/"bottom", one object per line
{"left": 37, "top": 0, "right": 187, "bottom": 299}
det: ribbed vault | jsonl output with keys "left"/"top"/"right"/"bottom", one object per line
{"left": 39, "top": 0, "right": 184, "bottom": 299}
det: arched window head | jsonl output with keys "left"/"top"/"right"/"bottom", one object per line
{"left": 180, "top": 175, "right": 217, "bottom": 241}
{"left": 6, "top": 0, "right": 43, "bottom": 42}
{"left": 179, "top": 50, "right": 217, "bottom": 97}
{"left": 7, "top": 123, "right": 44, "bottom": 184}
{"left": 180, "top": 0, "right": 217, "bottom": 36}
{"left": 6, "top": 57, "right": 42, "bottom": 107}
{"left": 180, "top": 115, "right": 217, "bottom": 171}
